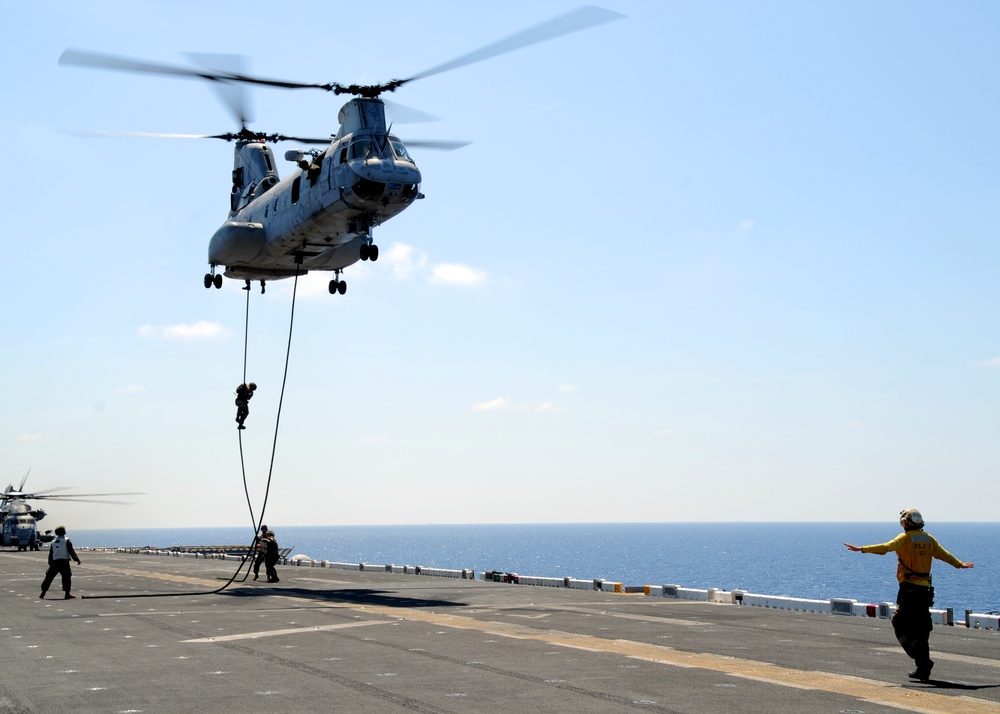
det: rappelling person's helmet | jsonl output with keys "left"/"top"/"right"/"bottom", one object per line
{"left": 900, "top": 508, "right": 924, "bottom": 530}
{"left": 248, "top": 382, "right": 257, "bottom": 391}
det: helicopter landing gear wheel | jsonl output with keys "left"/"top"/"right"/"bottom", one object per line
{"left": 328, "top": 278, "right": 347, "bottom": 295}
{"left": 359, "top": 243, "right": 379, "bottom": 262}
{"left": 204, "top": 274, "right": 213, "bottom": 289}
{"left": 214, "top": 274, "right": 223, "bottom": 289}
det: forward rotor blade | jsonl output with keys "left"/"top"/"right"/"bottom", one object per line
{"left": 401, "top": 5, "right": 625, "bottom": 86}
{"left": 60, "top": 49, "right": 333, "bottom": 91}
{"left": 383, "top": 99, "right": 440, "bottom": 124}
{"left": 18, "top": 469, "right": 31, "bottom": 492}
{"left": 403, "top": 139, "right": 472, "bottom": 151}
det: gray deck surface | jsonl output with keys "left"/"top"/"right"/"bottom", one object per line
{"left": 2, "top": 549, "right": 999, "bottom": 713}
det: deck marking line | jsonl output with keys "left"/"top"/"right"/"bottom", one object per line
{"left": 873, "top": 647, "right": 1000, "bottom": 669}
{"left": 183, "top": 619, "right": 388, "bottom": 643}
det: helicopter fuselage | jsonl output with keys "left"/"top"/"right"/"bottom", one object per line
{"left": 0, "top": 500, "right": 44, "bottom": 551}
{"left": 208, "top": 97, "right": 422, "bottom": 286}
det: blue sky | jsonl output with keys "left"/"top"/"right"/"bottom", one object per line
{"left": 2, "top": 2, "right": 998, "bottom": 529}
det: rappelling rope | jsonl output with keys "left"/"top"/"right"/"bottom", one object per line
{"left": 82, "top": 267, "right": 302, "bottom": 599}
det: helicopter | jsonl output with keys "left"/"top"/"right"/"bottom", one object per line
{"left": 1, "top": 472, "right": 140, "bottom": 551}
{"left": 59, "top": 6, "right": 623, "bottom": 296}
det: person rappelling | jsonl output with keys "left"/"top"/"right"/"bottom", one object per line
{"left": 235, "top": 382, "right": 256, "bottom": 429}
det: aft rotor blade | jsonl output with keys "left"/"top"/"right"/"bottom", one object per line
{"left": 401, "top": 5, "right": 625, "bottom": 86}
{"left": 72, "top": 130, "right": 332, "bottom": 145}
{"left": 186, "top": 52, "right": 254, "bottom": 126}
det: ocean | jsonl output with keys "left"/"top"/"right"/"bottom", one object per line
{"left": 69, "top": 522, "right": 999, "bottom": 615}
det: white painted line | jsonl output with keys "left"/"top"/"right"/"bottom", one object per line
{"left": 183, "top": 619, "right": 389, "bottom": 643}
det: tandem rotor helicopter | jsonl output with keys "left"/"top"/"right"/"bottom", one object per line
{"left": 1, "top": 472, "right": 140, "bottom": 551}
{"left": 60, "top": 6, "right": 623, "bottom": 296}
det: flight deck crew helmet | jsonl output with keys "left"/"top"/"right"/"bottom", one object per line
{"left": 900, "top": 509, "right": 924, "bottom": 530}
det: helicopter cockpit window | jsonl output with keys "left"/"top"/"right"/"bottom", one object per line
{"left": 390, "top": 140, "right": 413, "bottom": 163}
{"left": 349, "top": 138, "right": 372, "bottom": 160}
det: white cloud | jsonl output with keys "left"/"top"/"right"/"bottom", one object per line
{"left": 558, "top": 383, "right": 578, "bottom": 393}
{"left": 138, "top": 321, "right": 231, "bottom": 340}
{"left": 384, "top": 242, "right": 428, "bottom": 280}
{"left": 979, "top": 356, "right": 1000, "bottom": 368}
{"left": 17, "top": 434, "right": 42, "bottom": 442}
{"left": 533, "top": 401, "right": 567, "bottom": 414}
{"left": 116, "top": 385, "right": 148, "bottom": 395}
{"left": 739, "top": 219, "right": 755, "bottom": 231}
{"left": 472, "top": 397, "right": 566, "bottom": 414}
{"left": 473, "top": 397, "right": 518, "bottom": 412}
{"left": 430, "top": 263, "right": 488, "bottom": 286}
{"left": 843, "top": 419, "right": 864, "bottom": 430}
{"left": 657, "top": 429, "right": 674, "bottom": 437}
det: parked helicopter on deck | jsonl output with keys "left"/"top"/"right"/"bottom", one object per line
{"left": 1, "top": 473, "right": 140, "bottom": 551}
{"left": 59, "top": 6, "right": 623, "bottom": 296}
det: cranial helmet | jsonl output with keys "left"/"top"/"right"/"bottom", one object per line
{"left": 248, "top": 382, "right": 257, "bottom": 391}
{"left": 900, "top": 508, "right": 924, "bottom": 529}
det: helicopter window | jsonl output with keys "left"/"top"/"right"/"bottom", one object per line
{"left": 390, "top": 141, "right": 413, "bottom": 162}
{"left": 349, "top": 139, "right": 372, "bottom": 160}
{"left": 339, "top": 146, "right": 348, "bottom": 164}
{"left": 291, "top": 176, "right": 301, "bottom": 205}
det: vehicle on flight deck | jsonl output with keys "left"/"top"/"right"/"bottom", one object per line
{"left": 59, "top": 6, "right": 623, "bottom": 296}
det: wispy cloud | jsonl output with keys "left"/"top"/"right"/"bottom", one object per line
{"left": 558, "top": 383, "right": 578, "bottom": 393}
{"left": 138, "top": 321, "right": 231, "bottom": 340}
{"left": 533, "top": 401, "right": 567, "bottom": 414}
{"left": 979, "top": 356, "right": 1000, "bottom": 368}
{"left": 739, "top": 219, "right": 755, "bottom": 231}
{"left": 17, "top": 434, "right": 42, "bottom": 442}
{"left": 473, "top": 397, "right": 518, "bottom": 412}
{"left": 472, "top": 397, "right": 566, "bottom": 414}
{"left": 116, "top": 385, "right": 148, "bottom": 395}
{"left": 842, "top": 419, "right": 864, "bottom": 429}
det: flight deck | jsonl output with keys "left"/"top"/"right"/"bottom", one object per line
{"left": 2, "top": 548, "right": 1000, "bottom": 713}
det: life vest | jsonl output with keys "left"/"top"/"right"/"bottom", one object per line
{"left": 50, "top": 535, "right": 70, "bottom": 560}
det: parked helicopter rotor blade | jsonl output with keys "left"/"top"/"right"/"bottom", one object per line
{"left": 18, "top": 491, "right": 144, "bottom": 500}
{"left": 17, "top": 469, "right": 31, "bottom": 492}
{"left": 400, "top": 5, "right": 625, "bottom": 87}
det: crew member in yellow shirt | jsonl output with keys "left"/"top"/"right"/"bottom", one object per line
{"left": 844, "top": 509, "right": 973, "bottom": 682}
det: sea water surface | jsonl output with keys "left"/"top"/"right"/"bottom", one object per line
{"left": 71, "top": 522, "right": 999, "bottom": 615}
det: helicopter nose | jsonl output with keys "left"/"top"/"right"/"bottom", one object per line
{"left": 348, "top": 165, "right": 421, "bottom": 206}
